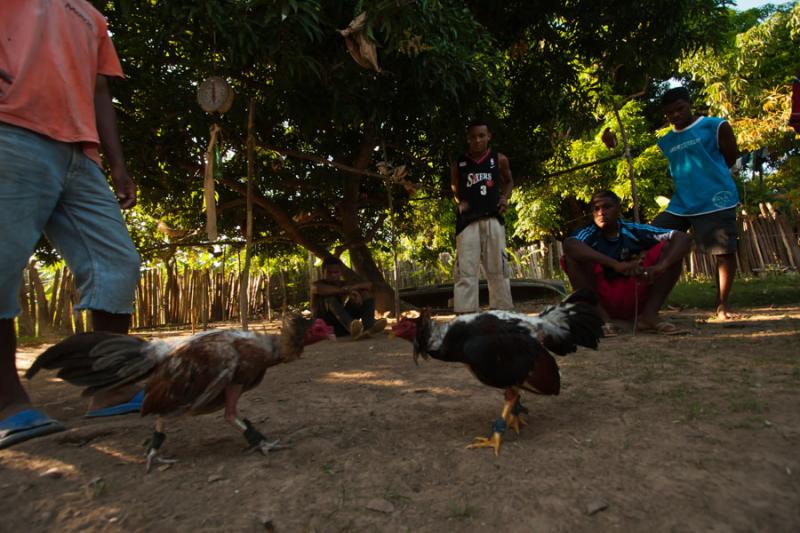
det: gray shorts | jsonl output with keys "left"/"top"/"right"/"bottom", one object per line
{"left": 652, "top": 208, "right": 738, "bottom": 255}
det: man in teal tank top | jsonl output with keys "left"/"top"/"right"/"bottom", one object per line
{"left": 653, "top": 87, "right": 740, "bottom": 320}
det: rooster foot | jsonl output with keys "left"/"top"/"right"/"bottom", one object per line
{"left": 465, "top": 417, "right": 506, "bottom": 456}
{"left": 145, "top": 450, "right": 177, "bottom": 473}
{"left": 466, "top": 433, "right": 503, "bottom": 456}
{"left": 144, "top": 430, "right": 176, "bottom": 473}
{"left": 507, "top": 399, "right": 529, "bottom": 434}
{"left": 249, "top": 439, "right": 291, "bottom": 455}
{"left": 506, "top": 413, "right": 527, "bottom": 434}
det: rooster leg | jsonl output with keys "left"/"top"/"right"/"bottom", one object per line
{"left": 505, "top": 390, "right": 529, "bottom": 434}
{"left": 467, "top": 389, "right": 522, "bottom": 455}
{"left": 466, "top": 417, "right": 507, "bottom": 456}
{"left": 145, "top": 417, "right": 177, "bottom": 473}
{"left": 223, "top": 384, "right": 287, "bottom": 455}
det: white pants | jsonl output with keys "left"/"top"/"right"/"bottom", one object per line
{"left": 454, "top": 217, "right": 513, "bottom": 313}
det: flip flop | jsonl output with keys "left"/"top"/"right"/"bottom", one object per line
{"left": 85, "top": 389, "right": 144, "bottom": 418}
{"left": 0, "top": 408, "right": 66, "bottom": 449}
{"left": 639, "top": 321, "right": 688, "bottom": 336}
{"left": 602, "top": 323, "right": 619, "bottom": 338}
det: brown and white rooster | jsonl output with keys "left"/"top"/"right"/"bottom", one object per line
{"left": 391, "top": 290, "right": 604, "bottom": 455}
{"left": 26, "top": 316, "right": 328, "bottom": 471}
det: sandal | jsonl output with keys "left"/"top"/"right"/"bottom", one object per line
{"left": 601, "top": 323, "right": 619, "bottom": 338}
{"left": 638, "top": 321, "right": 687, "bottom": 336}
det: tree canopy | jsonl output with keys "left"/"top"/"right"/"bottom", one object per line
{"left": 62, "top": 0, "right": 792, "bottom": 308}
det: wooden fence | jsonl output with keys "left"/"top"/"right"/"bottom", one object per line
{"left": 16, "top": 205, "right": 798, "bottom": 334}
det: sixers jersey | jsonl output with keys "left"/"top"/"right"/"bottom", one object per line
{"left": 455, "top": 150, "right": 502, "bottom": 234}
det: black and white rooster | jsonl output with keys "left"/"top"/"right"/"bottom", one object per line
{"left": 391, "top": 290, "right": 604, "bottom": 455}
{"left": 26, "top": 316, "right": 328, "bottom": 471}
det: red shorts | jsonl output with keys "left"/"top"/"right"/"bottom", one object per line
{"left": 562, "top": 241, "right": 665, "bottom": 320}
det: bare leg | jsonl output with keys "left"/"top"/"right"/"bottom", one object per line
{"left": 715, "top": 254, "right": 737, "bottom": 319}
{"left": 87, "top": 311, "right": 139, "bottom": 412}
{"left": 91, "top": 310, "right": 130, "bottom": 334}
{"left": 638, "top": 259, "right": 683, "bottom": 328}
{"left": 145, "top": 417, "right": 176, "bottom": 473}
{"left": 0, "top": 319, "right": 31, "bottom": 419}
{"left": 563, "top": 256, "right": 613, "bottom": 325}
{"left": 223, "top": 384, "right": 285, "bottom": 454}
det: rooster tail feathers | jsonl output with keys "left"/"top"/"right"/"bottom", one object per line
{"left": 25, "top": 332, "right": 154, "bottom": 394}
{"left": 25, "top": 332, "right": 119, "bottom": 379}
{"left": 561, "top": 287, "right": 598, "bottom": 307}
{"left": 537, "top": 291, "right": 604, "bottom": 355}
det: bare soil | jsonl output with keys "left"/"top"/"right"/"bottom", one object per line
{"left": 2, "top": 303, "right": 799, "bottom": 532}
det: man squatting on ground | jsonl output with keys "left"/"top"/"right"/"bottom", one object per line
{"left": 312, "top": 257, "right": 387, "bottom": 340}
{"left": 0, "top": 0, "right": 142, "bottom": 448}
{"left": 563, "top": 190, "right": 691, "bottom": 335}
{"left": 451, "top": 120, "right": 514, "bottom": 313}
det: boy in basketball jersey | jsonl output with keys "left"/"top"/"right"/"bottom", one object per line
{"left": 450, "top": 120, "right": 514, "bottom": 313}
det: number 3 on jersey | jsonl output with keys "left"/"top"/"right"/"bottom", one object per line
{"left": 480, "top": 184, "right": 487, "bottom": 196}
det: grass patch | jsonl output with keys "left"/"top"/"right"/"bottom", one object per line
{"left": 683, "top": 401, "right": 718, "bottom": 422}
{"left": 729, "top": 397, "right": 768, "bottom": 414}
{"left": 383, "top": 485, "right": 411, "bottom": 507}
{"left": 446, "top": 501, "right": 480, "bottom": 520}
{"left": 668, "top": 272, "right": 800, "bottom": 309}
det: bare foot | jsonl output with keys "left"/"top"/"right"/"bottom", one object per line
{"left": 715, "top": 305, "right": 740, "bottom": 321}
{"left": 0, "top": 402, "right": 33, "bottom": 421}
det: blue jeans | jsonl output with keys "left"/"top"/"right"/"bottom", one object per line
{"left": 0, "top": 123, "right": 140, "bottom": 319}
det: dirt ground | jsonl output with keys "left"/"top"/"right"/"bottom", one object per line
{"left": 2, "top": 302, "right": 799, "bottom": 533}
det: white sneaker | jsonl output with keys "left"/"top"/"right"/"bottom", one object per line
{"left": 350, "top": 319, "right": 364, "bottom": 340}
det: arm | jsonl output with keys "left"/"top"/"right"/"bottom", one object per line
{"left": 311, "top": 280, "right": 372, "bottom": 296}
{"left": 644, "top": 231, "right": 691, "bottom": 278}
{"left": 345, "top": 280, "right": 373, "bottom": 291}
{"left": 311, "top": 281, "right": 347, "bottom": 297}
{"left": 497, "top": 153, "right": 513, "bottom": 214}
{"left": 450, "top": 159, "right": 467, "bottom": 213}
{"left": 563, "top": 237, "right": 644, "bottom": 277}
{"left": 95, "top": 75, "right": 136, "bottom": 209}
{"left": 718, "top": 121, "right": 739, "bottom": 168}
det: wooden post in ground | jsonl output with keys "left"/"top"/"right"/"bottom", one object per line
{"left": 240, "top": 98, "right": 256, "bottom": 330}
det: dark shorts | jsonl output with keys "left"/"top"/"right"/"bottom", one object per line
{"left": 652, "top": 208, "right": 737, "bottom": 256}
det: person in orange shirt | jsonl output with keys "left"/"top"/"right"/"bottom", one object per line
{"left": 0, "top": 1, "right": 142, "bottom": 448}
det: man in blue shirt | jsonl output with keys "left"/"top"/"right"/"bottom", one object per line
{"left": 563, "top": 190, "right": 691, "bottom": 335}
{"left": 654, "top": 86, "right": 740, "bottom": 320}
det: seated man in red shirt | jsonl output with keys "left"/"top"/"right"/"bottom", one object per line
{"left": 562, "top": 190, "right": 691, "bottom": 335}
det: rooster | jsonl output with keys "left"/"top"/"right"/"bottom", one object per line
{"left": 26, "top": 315, "right": 324, "bottom": 471}
{"left": 391, "top": 290, "right": 604, "bottom": 455}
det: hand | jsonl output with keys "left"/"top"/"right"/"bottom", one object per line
{"left": 614, "top": 259, "right": 643, "bottom": 277}
{"left": 110, "top": 165, "right": 137, "bottom": 209}
{"left": 458, "top": 200, "right": 470, "bottom": 214}
{"left": 498, "top": 195, "right": 509, "bottom": 214}
{"left": 347, "top": 290, "right": 363, "bottom": 306}
{"left": 639, "top": 263, "right": 665, "bottom": 283}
